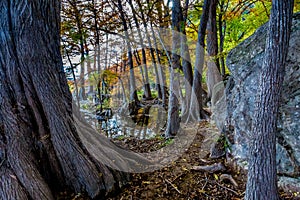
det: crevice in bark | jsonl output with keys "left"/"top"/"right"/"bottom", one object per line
{"left": 0, "top": 1, "right": 131, "bottom": 199}
{"left": 1, "top": 89, "right": 54, "bottom": 199}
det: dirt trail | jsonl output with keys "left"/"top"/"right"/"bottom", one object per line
{"left": 107, "top": 121, "right": 297, "bottom": 200}
{"left": 58, "top": 121, "right": 297, "bottom": 199}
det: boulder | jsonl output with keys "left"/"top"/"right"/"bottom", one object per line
{"left": 214, "top": 13, "right": 300, "bottom": 187}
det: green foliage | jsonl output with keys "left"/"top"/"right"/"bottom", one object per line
{"left": 294, "top": 3, "right": 300, "bottom": 13}
{"left": 158, "top": 138, "right": 174, "bottom": 148}
{"left": 151, "top": 90, "right": 158, "bottom": 98}
{"left": 186, "top": 0, "right": 273, "bottom": 65}
{"left": 81, "top": 102, "right": 94, "bottom": 110}
{"left": 115, "top": 135, "right": 126, "bottom": 140}
{"left": 223, "top": 1, "right": 272, "bottom": 51}
{"left": 164, "top": 138, "right": 174, "bottom": 145}
{"left": 88, "top": 72, "right": 100, "bottom": 87}
{"left": 137, "top": 89, "right": 144, "bottom": 100}
{"left": 88, "top": 70, "right": 118, "bottom": 88}
{"left": 102, "top": 70, "right": 118, "bottom": 85}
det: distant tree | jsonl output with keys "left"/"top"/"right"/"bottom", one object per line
{"left": 165, "top": 0, "right": 182, "bottom": 137}
{"left": 150, "top": 0, "right": 169, "bottom": 103}
{"left": 217, "top": 0, "right": 228, "bottom": 77}
{"left": 0, "top": 0, "right": 126, "bottom": 198}
{"left": 149, "top": 24, "right": 167, "bottom": 103}
{"left": 116, "top": 0, "right": 139, "bottom": 106}
{"left": 245, "top": 0, "right": 294, "bottom": 199}
{"left": 128, "top": 0, "right": 152, "bottom": 99}
{"left": 136, "top": 0, "right": 163, "bottom": 99}
{"left": 89, "top": 0, "right": 102, "bottom": 74}
{"left": 61, "top": 0, "right": 88, "bottom": 100}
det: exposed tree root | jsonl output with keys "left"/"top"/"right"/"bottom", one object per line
{"left": 191, "top": 162, "right": 226, "bottom": 173}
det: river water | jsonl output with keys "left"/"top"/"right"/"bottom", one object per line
{"left": 81, "top": 105, "right": 167, "bottom": 139}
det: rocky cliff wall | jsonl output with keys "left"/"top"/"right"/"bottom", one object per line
{"left": 215, "top": 13, "right": 300, "bottom": 191}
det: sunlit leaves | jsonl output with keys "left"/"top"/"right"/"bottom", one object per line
{"left": 223, "top": 0, "right": 272, "bottom": 50}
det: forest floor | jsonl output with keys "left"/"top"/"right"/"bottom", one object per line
{"left": 60, "top": 120, "right": 298, "bottom": 200}
{"left": 105, "top": 121, "right": 297, "bottom": 200}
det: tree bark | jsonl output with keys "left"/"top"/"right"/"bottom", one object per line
{"left": 70, "top": 0, "right": 87, "bottom": 100}
{"left": 180, "top": 0, "right": 194, "bottom": 120}
{"left": 136, "top": 0, "right": 162, "bottom": 99}
{"left": 0, "top": 1, "right": 126, "bottom": 199}
{"left": 150, "top": 23, "right": 167, "bottom": 104}
{"left": 206, "top": 0, "right": 223, "bottom": 100}
{"left": 165, "top": 0, "right": 182, "bottom": 137}
{"left": 116, "top": 0, "right": 139, "bottom": 104}
{"left": 186, "top": 0, "right": 211, "bottom": 122}
{"left": 245, "top": 1, "right": 294, "bottom": 199}
{"left": 218, "top": 0, "right": 228, "bottom": 77}
{"left": 128, "top": 0, "right": 152, "bottom": 99}
{"left": 85, "top": 41, "right": 93, "bottom": 94}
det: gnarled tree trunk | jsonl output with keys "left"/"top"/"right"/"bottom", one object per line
{"left": 0, "top": 1, "right": 126, "bottom": 199}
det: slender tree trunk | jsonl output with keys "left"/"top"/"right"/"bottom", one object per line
{"left": 180, "top": 0, "right": 193, "bottom": 120}
{"left": 128, "top": 0, "right": 152, "bottom": 99}
{"left": 0, "top": 1, "right": 127, "bottom": 199}
{"left": 206, "top": 0, "right": 223, "bottom": 100}
{"left": 136, "top": 0, "right": 162, "bottom": 99}
{"left": 154, "top": 0, "right": 169, "bottom": 104}
{"left": 186, "top": 0, "right": 211, "bottom": 122}
{"left": 245, "top": 1, "right": 294, "bottom": 199}
{"left": 117, "top": 0, "right": 139, "bottom": 104}
{"left": 150, "top": 23, "right": 167, "bottom": 104}
{"left": 91, "top": 0, "right": 101, "bottom": 81}
{"left": 97, "top": 44, "right": 101, "bottom": 74}
{"left": 85, "top": 41, "right": 93, "bottom": 94}
{"left": 133, "top": 49, "right": 147, "bottom": 89}
{"left": 165, "top": 0, "right": 182, "bottom": 137}
{"left": 63, "top": 42, "right": 80, "bottom": 107}
{"left": 70, "top": 0, "right": 86, "bottom": 100}
{"left": 93, "top": 44, "right": 97, "bottom": 71}
{"left": 105, "top": 33, "right": 109, "bottom": 70}
{"left": 218, "top": 0, "right": 228, "bottom": 77}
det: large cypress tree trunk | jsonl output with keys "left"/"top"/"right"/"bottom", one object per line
{"left": 245, "top": 0, "right": 294, "bottom": 199}
{"left": 0, "top": 1, "right": 126, "bottom": 199}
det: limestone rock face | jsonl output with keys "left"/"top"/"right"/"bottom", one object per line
{"left": 223, "top": 13, "right": 300, "bottom": 187}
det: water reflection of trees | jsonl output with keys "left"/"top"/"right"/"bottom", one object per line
{"left": 98, "top": 105, "right": 167, "bottom": 139}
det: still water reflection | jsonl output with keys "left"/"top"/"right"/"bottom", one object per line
{"left": 83, "top": 105, "right": 167, "bottom": 139}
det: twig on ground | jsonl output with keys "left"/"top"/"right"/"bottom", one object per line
{"left": 220, "top": 174, "right": 238, "bottom": 187}
{"left": 214, "top": 180, "right": 240, "bottom": 196}
{"left": 191, "top": 162, "right": 226, "bottom": 173}
{"left": 202, "top": 173, "right": 208, "bottom": 191}
{"left": 165, "top": 179, "right": 181, "bottom": 194}
{"left": 172, "top": 172, "right": 186, "bottom": 182}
